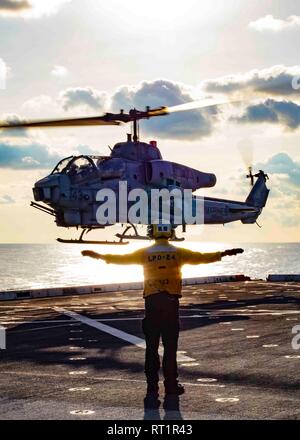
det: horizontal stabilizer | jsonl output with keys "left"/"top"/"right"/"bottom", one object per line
{"left": 229, "top": 207, "right": 258, "bottom": 213}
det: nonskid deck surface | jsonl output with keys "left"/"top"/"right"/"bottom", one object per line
{"left": 0, "top": 281, "right": 299, "bottom": 420}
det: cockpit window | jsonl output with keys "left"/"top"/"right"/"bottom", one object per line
{"left": 64, "top": 156, "right": 97, "bottom": 182}
{"left": 51, "top": 156, "right": 73, "bottom": 175}
{"left": 51, "top": 155, "right": 100, "bottom": 182}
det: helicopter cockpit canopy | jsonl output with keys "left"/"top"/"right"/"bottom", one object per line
{"left": 51, "top": 155, "right": 104, "bottom": 183}
{"left": 51, "top": 156, "right": 73, "bottom": 175}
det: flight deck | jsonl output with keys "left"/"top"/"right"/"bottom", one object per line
{"left": 0, "top": 281, "right": 299, "bottom": 420}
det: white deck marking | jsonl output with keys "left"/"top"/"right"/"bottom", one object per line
{"left": 3, "top": 307, "right": 300, "bottom": 328}
{"left": 69, "top": 387, "right": 90, "bottom": 392}
{"left": 12, "top": 323, "right": 77, "bottom": 332}
{"left": 265, "top": 282, "right": 300, "bottom": 289}
{"left": 0, "top": 319, "right": 74, "bottom": 324}
{"left": 70, "top": 410, "right": 95, "bottom": 416}
{"left": 1, "top": 370, "right": 205, "bottom": 387}
{"left": 54, "top": 307, "right": 195, "bottom": 363}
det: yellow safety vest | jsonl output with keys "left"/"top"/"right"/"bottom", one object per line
{"left": 104, "top": 240, "right": 222, "bottom": 298}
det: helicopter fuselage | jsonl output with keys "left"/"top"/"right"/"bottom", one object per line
{"left": 32, "top": 140, "right": 269, "bottom": 235}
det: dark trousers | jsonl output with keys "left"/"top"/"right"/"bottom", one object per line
{"left": 142, "top": 293, "right": 180, "bottom": 391}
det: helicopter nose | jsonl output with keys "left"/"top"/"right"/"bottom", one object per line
{"left": 33, "top": 175, "right": 61, "bottom": 203}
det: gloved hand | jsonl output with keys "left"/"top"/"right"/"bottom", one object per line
{"left": 81, "top": 250, "right": 101, "bottom": 259}
{"left": 221, "top": 248, "right": 244, "bottom": 257}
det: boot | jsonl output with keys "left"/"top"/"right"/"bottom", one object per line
{"left": 165, "top": 383, "right": 185, "bottom": 396}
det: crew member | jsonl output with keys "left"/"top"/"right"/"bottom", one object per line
{"left": 82, "top": 224, "right": 244, "bottom": 396}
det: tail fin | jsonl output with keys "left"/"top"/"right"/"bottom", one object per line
{"left": 241, "top": 170, "right": 270, "bottom": 224}
{"left": 245, "top": 170, "right": 270, "bottom": 208}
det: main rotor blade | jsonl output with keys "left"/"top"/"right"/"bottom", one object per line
{"left": 166, "top": 97, "right": 239, "bottom": 114}
{"left": 0, "top": 97, "right": 241, "bottom": 130}
{"left": 147, "top": 97, "right": 240, "bottom": 117}
{"left": 0, "top": 116, "right": 120, "bottom": 129}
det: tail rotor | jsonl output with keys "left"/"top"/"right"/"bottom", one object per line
{"left": 237, "top": 139, "right": 255, "bottom": 186}
{"left": 246, "top": 166, "right": 254, "bottom": 186}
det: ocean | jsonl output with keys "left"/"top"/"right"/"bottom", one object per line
{"left": 0, "top": 242, "right": 299, "bottom": 291}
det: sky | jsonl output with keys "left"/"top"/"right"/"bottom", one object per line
{"left": 0, "top": 0, "right": 300, "bottom": 243}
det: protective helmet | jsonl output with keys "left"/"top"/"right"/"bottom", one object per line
{"left": 152, "top": 224, "right": 173, "bottom": 239}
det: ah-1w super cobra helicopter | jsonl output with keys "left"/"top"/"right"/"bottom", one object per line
{"left": 0, "top": 98, "right": 270, "bottom": 244}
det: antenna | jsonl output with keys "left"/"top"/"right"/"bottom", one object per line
{"left": 133, "top": 118, "right": 139, "bottom": 142}
{"left": 130, "top": 109, "right": 139, "bottom": 142}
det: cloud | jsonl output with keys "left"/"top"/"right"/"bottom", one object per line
{"left": 76, "top": 144, "right": 100, "bottom": 155}
{"left": 15, "top": 68, "right": 300, "bottom": 140}
{"left": 51, "top": 65, "right": 69, "bottom": 78}
{"left": 21, "top": 95, "right": 56, "bottom": 114}
{"left": 249, "top": 15, "right": 300, "bottom": 32}
{"left": 203, "top": 66, "right": 300, "bottom": 130}
{"left": 233, "top": 99, "right": 300, "bottom": 130}
{"left": 0, "top": 140, "right": 61, "bottom": 169}
{"left": 0, "top": 113, "right": 29, "bottom": 137}
{"left": 0, "top": 0, "right": 30, "bottom": 13}
{"left": 111, "top": 79, "right": 219, "bottom": 140}
{"left": 254, "top": 153, "right": 300, "bottom": 226}
{"left": 59, "top": 87, "right": 107, "bottom": 111}
{"left": 0, "top": 0, "right": 71, "bottom": 18}
{"left": 204, "top": 65, "right": 300, "bottom": 97}
{"left": 14, "top": 80, "right": 220, "bottom": 140}
{"left": 256, "top": 152, "right": 300, "bottom": 187}
{"left": 0, "top": 194, "right": 15, "bottom": 204}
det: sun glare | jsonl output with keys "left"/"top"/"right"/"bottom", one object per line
{"left": 96, "top": 0, "right": 219, "bottom": 30}
{"left": 61, "top": 241, "right": 226, "bottom": 288}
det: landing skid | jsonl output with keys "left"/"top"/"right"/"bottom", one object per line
{"left": 57, "top": 224, "right": 185, "bottom": 245}
{"left": 57, "top": 228, "right": 129, "bottom": 245}
{"left": 57, "top": 238, "right": 129, "bottom": 245}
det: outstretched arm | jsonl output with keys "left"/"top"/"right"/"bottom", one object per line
{"left": 179, "top": 248, "right": 244, "bottom": 265}
{"left": 221, "top": 248, "right": 244, "bottom": 257}
{"left": 81, "top": 249, "right": 143, "bottom": 265}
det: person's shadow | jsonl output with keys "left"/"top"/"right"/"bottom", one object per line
{"left": 163, "top": 395, "right": 183, "bottom": 420}
{"left": 143, "top": 394, "right": 183, "bottom": 420}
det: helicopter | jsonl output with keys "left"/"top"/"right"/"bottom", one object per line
{"left": 0, "top": 98, "right": 270, "bottom": 245}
